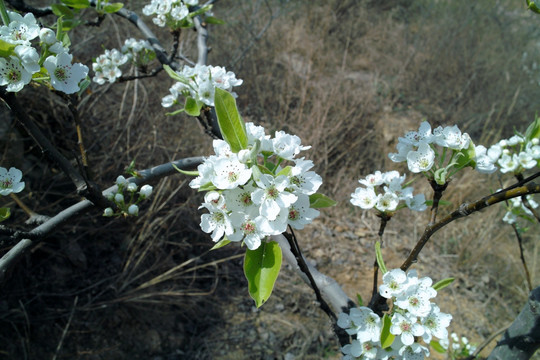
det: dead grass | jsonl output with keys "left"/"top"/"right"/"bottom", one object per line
{"left": 0, "top": 0, "right": 540, "bottom": 359}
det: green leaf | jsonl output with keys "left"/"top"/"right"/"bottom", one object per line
{"left": 276, "top": 166, "right": 292, "bottom": 177}
{"left": 214, "top": 88, "right": 248, "bottom": 153}
{"left": 430, "top": 340, "right": 447, "bottom": 353}
{"left": 433, "top": 168, "right": 447, "bottom": 185}
{"left": 198, "top": 182, "right": 217, "bottom": 192}
{"left": 205, "top": 16, "right": 225, "bottom": 25}
{"left": 166, "top": 109, "right": 185, "bottom": 116}
{"left": 0, "top": 38, "right": 15, "bottom": 57}
{"left": 184, "top": 96, "right": 201, "bottom": 117}
{"left": 244, "top": 241, "right": 282, "bottom": 307}
{"left": 210, "top": 237, "right": 231, "bottom": 250}
{"left": 0, "top": 207, "right": 10, "bottom": 222}
{"left": 528, "top": 0, "right": 540, "bottom": 14}
{"left": 375, "top": 241, "right": 387, "bottom": 274}
{"left": 61, "top": 0, "right": 90, "bottom": 9}
{"left": 525, "top": 115, "right": 540, "bottom": 141}
{"left": 380, "top": 314, "right": 395, "bottom": 349}
{"left": 309, "top": 193, "right": 337, "bottom": 208}
{"left": 163, "top": 64, "right": 191, "bottom": 85}
{"left": 356, "top": 293, "right": 364, "bottom": 307}
{"left": 433, "top": 277, "right": 455, "bottom": 291}
{"left": 51, "top": 4, "right": 75, "bottom": 18}
{"left": 77, "top": 79, "right": 90, "bottom": 96}
{"left": 172, "top": 163, "right": 199, "bottom": 177}
{"left": 455, "top": 139, "right": 476, "bottom": 170}
{"left": 61, "top": 19, "right": 83, "bottom": 31}
{"left": 103, "top": 2, "right": 124, "bottom": 13}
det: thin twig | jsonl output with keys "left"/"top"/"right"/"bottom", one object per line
{"left": 464, "top": 324, "right": 510, "bottom": 360}
{"left": 400, "top": 180, "right": 540, "bottom": 271}
{"left": 52, "top": 296, "right": 78, "bottom": 360}
{"left": 511, "top": 223, "right": 533, "bottom": 292}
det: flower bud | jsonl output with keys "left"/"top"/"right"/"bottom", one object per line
{"left": 39, "top": 28, "right": 56, "bottom": 45}
{"left": 238, "top": 149, "right": 250, "bottom": 163}
{"left": 139, "top": 184, "right": 153, "bottom": 199}
{"left": 127, "top": 182, "right": 138, "bottom": 192}
{"left": 103, "top": 207, "right": 114, "bottom": 217}
{"left": 128, "top": 204, "right": 139, "bottom": 216}
{"left": 532, "top": 138, "right": 539, "bottom": 145}
{"left": 114, "top": 193, "right": 124, "bottom": 203}
{"left": 116, "top": 175, "right": 128, "bottom": 186}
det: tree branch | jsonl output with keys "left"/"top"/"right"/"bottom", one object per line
{"left": 0, "top": 156, "right": 204, "bottom": 284}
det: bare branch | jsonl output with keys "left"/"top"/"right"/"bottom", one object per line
{"left": 0, "top": 156, "right": 204, "bottom": 284}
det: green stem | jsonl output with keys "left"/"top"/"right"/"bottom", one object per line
{"left": 0, "top": 0, "right": 10, "bottom": 27}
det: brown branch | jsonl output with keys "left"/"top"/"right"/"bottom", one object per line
{"left": 511, "top": 223, "right": 533, "bottom": 292}
{"left": 429, "top": 179, "right": 449, "bottom": 225}
{"left": 400, "top": 181, "right": 540, "bottom": 271}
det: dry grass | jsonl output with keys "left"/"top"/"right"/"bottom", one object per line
{"left": 0, "top": 0, "right": 540, "bottom": 359}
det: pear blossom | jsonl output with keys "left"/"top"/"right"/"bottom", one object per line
{"left": 0, "top": 167, "right": 25, "bottom": 195}
{"left": 421, "top": 304, "right": 452, "bottom": 343}
{"left": 162, "top": 64, "right": 242, "bottom": 107}
{"left": 228, "top": 213, "right": 273, "bottom": 250}
{"left": 350, "top": 187, "right": 377, "bottom": 209}
{"left": 0, "top": 12, "right": 39, "bottom": 45}
{"left": 287, "top": 194, "right": 320, "bottom": 230}
{"left": 14, "top": 45, "right": 39, "bottom": 74}
{"left": 223, "top": 182, "right": 259, "bottom": 217}
{"left": 287, "top": 158, "right": 322, "bottom": 195}
{"left": 474, "top": 145, "right": 498, "bottom": 174}
{"left": 359, "top": 170, "right": 384, "bottom": 188}
{"left": 376, "top": 191, "right": 399, "bottom": 212}
{"left": 400, "top": 121, "right": 433, "bottom": 146}
{"left": 407, "top": 142, "right": 435, "bottom": 173}
{"left": 0, "top": 55, "right": 32, "bottom": 92}
{"left": 252, "top": 174, "right": 297, "bottom": 221}
{"left": 498, "top": 153, "right": 519, "bottom": 173}
{"left": 272, "top": 131, "right": 311, "bottom": 160}
{"left": 200, "top": 203, "right": 234, "bottom": 243}
{"left": 44, "top": 52, "right": 89, "bottom": 94}
{"left": 405, "top": 193, "right": 427, "bottom": 212}
{"left": 517, "top": 151, "right": 537, "bottom": 169}
{"left": 390, "top": 312, "right": 425, "bottom": 346}
{"left": 380, "top": 268, "right": 408, "bottom": 298}
{"left": 211, "top": 157, "right": 252, "bottom": 190}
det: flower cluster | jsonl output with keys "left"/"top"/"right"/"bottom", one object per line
{"left": 338, "top": 269, "right": 452, "bottom": 360}
{"left": 447, "top": 333, "right": 477, "bottom": 359}
{"left": 0, "top": 12, "right": 88, "bottom": 94}
{"left": 0, "top": 167, "right": 24, "bottom": 196}
{"left": 92, "top": 38, "right": 154, "bottom": 84}
{"left": 143, "top": 0, "right": 199, "bottom": 28}
{"left": 350, "top": 170, "right": 427, "bottom": 213}
{"left": 162, "top": 64, "right": 242, "bottom": 108}
{"left": 389, "top": 121, "right": 473, "bottom": 184}
{"left": 190, "top": 122, "right": 322, "bottom": 250}
{"left": 103, "top": 176, "right": 153, "bottom": 217}
{"left": 476, "top": 134, "right": 540, "bottom": 175}
{"left": 502, "top": 195, "right": 539, "bottom": 225}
